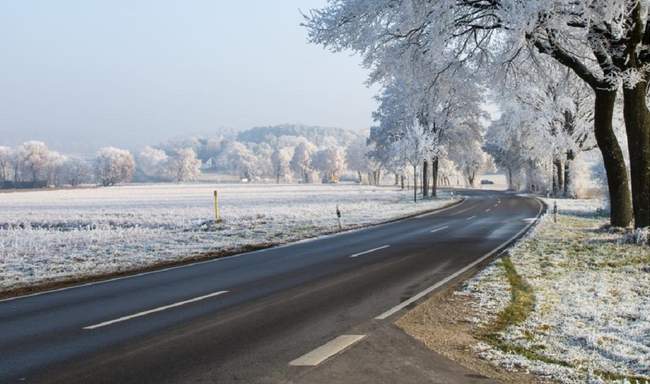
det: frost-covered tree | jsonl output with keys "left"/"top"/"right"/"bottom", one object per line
{"left": 95, "top": 147, "right": 135, "bottom": 186}
{"left": 454, "top": 142, "right": 489, "bottom": 187}
{"left": 311, "top": 147, "right": 346, "bottom": 183}
{"left": 14, "top": 141, "right": 50, "bottom": 183}
{"left": 271, "top": 147, "right": 294, "bottom": 183}
{"left": 167, "top": 148, "right": 201, "bottom": 182}
{"left": 489, "top": 61, "right": 597, "bottom": 196}
{"left": 250, "top": 143, "right": 274, "bottom": 180}
{"left": 137, "top": 146, "right": 169, "bottom": 181}
{"left": 215, "top": 141, "right": 258, "bottom": 180}
{"left": 44, "top": 151, "right": 66, "bottom": 186}
{"left": 306, "top": 2, "right": 487, "bottom": 198}
{"left": 61, "top": 157, "right": 93, "bottom": 186}
{"left": 196, "top": 137, "right": 223, "bottom": 164}
{"left": 290, "top": 141, "right": 317, "bottom": 183}
{"left": 304, "top": 0, "right": 648, "bottom": 227}
{"left": 0, "top": 146, "right": 14, "bottom": 182}
{"left": 346, "top": 136, "right": 371, "bottom": 183}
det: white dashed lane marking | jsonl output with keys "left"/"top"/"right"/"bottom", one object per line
{"left": 349, "top": 245, "right": 390, "bottom": 258}
{"left": 83, "top": 290, "right": 229, "bottom": 330}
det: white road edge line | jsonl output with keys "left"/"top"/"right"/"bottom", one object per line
{"left": 466, "top": 215, "right": 476, "bottom": 221}
{"left": 374, "top": 198, "right": 543, "bottom": 320}
{"left": 349, "top": 245, "right": 390, "bottom": 258}
{"left": 83, "top": 290, "right": 229, "bottom": 330}
{"left": 289, "top": 335, "right": 366, "bottom": 366}
{"left": 430, "top": 225, "right": 449, "bottom": 233}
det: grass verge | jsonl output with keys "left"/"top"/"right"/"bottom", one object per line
{"left": 476, "top": 256, "right": 570, "bottom": 366}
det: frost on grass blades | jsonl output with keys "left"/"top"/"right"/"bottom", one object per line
{"left": 462, "top": 198, "right": 650, "bottom": 383}
{"left": 0, "top": 183, "right": 452, "bottom": 292}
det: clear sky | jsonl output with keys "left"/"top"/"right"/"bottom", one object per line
{"left": 0, "top": 1, "right": 376, "bottom": 154}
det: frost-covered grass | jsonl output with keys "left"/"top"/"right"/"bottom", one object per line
{"left": 464, "top": 198, "right": 650, "bottom": 383}
{"left": 0, "top": 183, "right": 453, "bottom": 292}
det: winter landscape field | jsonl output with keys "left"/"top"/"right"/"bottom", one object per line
{"left": 0, "top": 183, "right": 453, "bottom": 293}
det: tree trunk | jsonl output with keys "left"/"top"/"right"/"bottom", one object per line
{"left": 400, "top": 175, "right": 404, "bottom": 190}
{"left": 357, "top": 171, "right": 363, "bottom": 184}
{"left": 431, "top": 157, "right": 439, "bottom": 197}
{"left": 553, "top": 157, "right": 563, "bottom": 197}
{"left": 421, "top": 161, "right": 428, "bottom": 196}
{"left": 413, "top": 165, "right": 417, "bottom": 203}
{"left": 622, "top": 81, "right": 650, "bottom": 228}
{"left": 467, "top": 171, "right": 475, "bottom": 187}
{"left": 594, "top": 89, "right": 633, "bottom": 227}
{"left": 507, "top": 167, "right": 513, "bottom": 190}
{"left": 564, "top": 150, "right": 575, "bottom": 198}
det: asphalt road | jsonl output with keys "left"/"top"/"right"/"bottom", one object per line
{"left": 0, "top": 189, "right": 542, "bottom": 383}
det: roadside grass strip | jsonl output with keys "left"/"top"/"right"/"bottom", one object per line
{"left": 478, "top": 255, "right": 650, "bottom": 383}
{"left": 470, "top": 204, "right": 650, "bottom": 384}
{"left": 478, "top": 257, "right": 569, "bottom": 368}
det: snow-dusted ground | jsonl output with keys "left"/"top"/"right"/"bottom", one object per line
{"left": 463, "top": 198, "right": 650, "bottom": 383}
{"left": 0, "top": 183, "right": 453, "bottom": 292}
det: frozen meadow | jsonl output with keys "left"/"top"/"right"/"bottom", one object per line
{"left": 0, "top": 183, "right": 453, "bottom": 292}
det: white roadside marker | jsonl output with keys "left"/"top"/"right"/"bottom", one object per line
{"left": 374, "top": 198, "right": 543, "bottom": 320}
{"left": 349, "top": 245, "right": 390, "bottom": 258}
{"left": 466, "top": 215, "right": 476, "bottom": 221}
{"left": 430, "top": 225, "right": 449, "bottom": 233}
{"left": 289, "top": 335, "right": 366, "bottom": 366}
{"left": 83, "top": 290, "right": 229, "bottom": 330}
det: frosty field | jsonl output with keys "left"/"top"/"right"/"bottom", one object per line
{"left": 0, "top": 183, "right": 453, "bottom": 293}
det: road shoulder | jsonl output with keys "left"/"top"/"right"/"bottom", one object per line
{"left": 396, "top": 282, "right": 543, "bottom": 384}
{"left": 289, "top": 322, "right": 500, "bottom": 384}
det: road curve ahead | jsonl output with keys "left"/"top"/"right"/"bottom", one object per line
{"left": 1, "top": 190, "right": 542, "bottom": 384}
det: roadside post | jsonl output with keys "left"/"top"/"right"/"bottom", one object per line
{"left": 336, "top": 204, "right": 342, "bottom": 230}
{"left": 553, "top": 201, "right": 558, "bottom": 223}
{"left": 214, "top": 190, "right": 222, "bottom": 223}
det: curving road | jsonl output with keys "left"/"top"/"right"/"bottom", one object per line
{"left": 0, "top": 189, "right": 542, "bottom": 383}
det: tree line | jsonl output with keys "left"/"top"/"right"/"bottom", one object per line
{"left": 1, "top": 128, "right": 481, "bottom": 190}
{"left": 0, "top": 141, "right": 201, "bottom": 188}
{"left": 304, "top": 0, "right": 650, "bottom": 228}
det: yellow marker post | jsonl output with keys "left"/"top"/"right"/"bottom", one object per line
{"left": 213, "top": 190, "right": 221, "bottom": 223}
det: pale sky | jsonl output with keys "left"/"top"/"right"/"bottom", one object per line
{"left": 0, "top": 1, "right": 377, "bottom": 154}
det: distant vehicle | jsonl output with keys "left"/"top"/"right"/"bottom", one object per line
{"left": 480, "top": 179, "right": 494, "bottom": 185}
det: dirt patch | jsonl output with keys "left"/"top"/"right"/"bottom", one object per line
{"left": 396, "top": 283, "right": 553, "bottom": 384}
